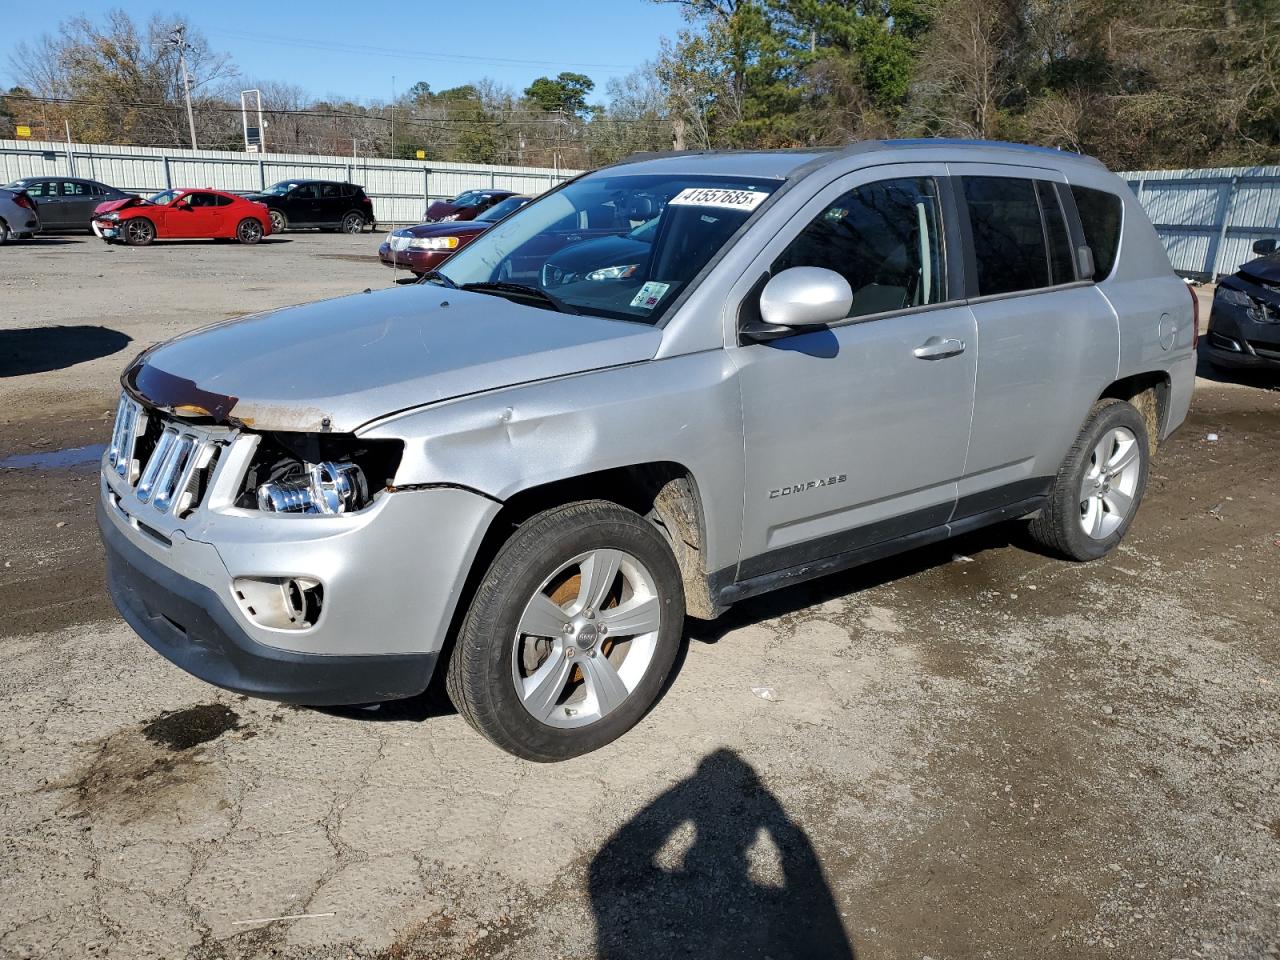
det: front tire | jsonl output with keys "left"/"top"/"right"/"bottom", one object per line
{"left": 1029, "top": 398, "right": 1150, "bottom": 561}
{"left": 124, "top": 218, "right": 155, "bottom": 246}
{"left": 268, "top": 209, "right": 287, "bottom": 234}
{"left": 236, "top": 218, "right": 263, "bottom": 244}
{"left": 446, "top": 501, "right": 685, "bottom": 761}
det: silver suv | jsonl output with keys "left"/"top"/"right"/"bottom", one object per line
{"left": 98, "top": 141, "right": 1196, "bottom": 760}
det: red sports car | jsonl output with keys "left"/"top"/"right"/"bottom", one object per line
{"left": 92, "top": 189, "right": 272, "bottom": 245}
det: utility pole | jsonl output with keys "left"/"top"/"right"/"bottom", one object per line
{"left": 169, "top": 26, "right": 198, "bottom": 150}
{"left": 391, "top": 75, "right": 396, "bottom": 159}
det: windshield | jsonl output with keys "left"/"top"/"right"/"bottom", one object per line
{"left": 432, "top": 174, "right": 780, "bottom": 324}
{"left": 450, "top": 190, "right": 485, "bottom": 206}
{"left": 262, "top": 181, "right": 299, "bottom": 196}
{"left": 476, "top": 196, "right": 527, "bottom": 222}
{"left": 147, "top": 190, "right": 182, "bottom": 205}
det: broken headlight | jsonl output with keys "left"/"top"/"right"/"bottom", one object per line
{"left": 239, "top": 433, "right": 402, "bottom": 515}
{"left": 1216, "top": 285, "right": 1268, "bottom": 322}
{"left": 258, "top": 461, "right": 368, "bottom": 514}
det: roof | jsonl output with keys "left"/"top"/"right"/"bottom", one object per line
{"left": 612, "top": 139, "right": 1107, "bottom": 180}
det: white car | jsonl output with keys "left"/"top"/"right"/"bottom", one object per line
{"left": 0, "top": 187, "right": 40, "bottom": 242}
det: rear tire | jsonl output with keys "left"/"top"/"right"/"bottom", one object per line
{"left": 446, "top": 500, "right": 685, "bottom": 761}
{"left": 0, "top": 220, "right": 9, "bottom": 244}
{"left": 340, "top": 211, "right": 365, "bottom": 234}
{"left": 1029, "top": 399, "right": 1150, "bottom": 561}
{"left": 236, "top": 218, "right": 263, "bottom": 245}
{"left": 124, "top": 218, "right": 155, "bottom": 246}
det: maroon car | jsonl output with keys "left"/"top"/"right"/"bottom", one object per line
{"left": 422, "top": 188, "right": 520, "bottom": 223}
{"left": 380, "top": 195, "right": 529, "bottom": 275}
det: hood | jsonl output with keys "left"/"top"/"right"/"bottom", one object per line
{"left": 1237, "top": 254, "right": 1280, "bottom": 287}
{"left": 395, "top": 220, "right": 489, "bottom": 239}
{"left": 129, "top": 285, "right": 661, "bottom": 433}
{"left": 423, "top": 200, "right": 477, "bottom": 222}
{"left": 95, "top": 196, "right": 145, "bottom": 215}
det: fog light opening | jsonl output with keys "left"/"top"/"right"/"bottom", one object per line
{"left": 233, "top": 576, "right": 324, "bottom": 630}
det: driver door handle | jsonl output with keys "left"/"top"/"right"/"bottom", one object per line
{"left": 913, "top": 336, "right": 966, "bottom": 360}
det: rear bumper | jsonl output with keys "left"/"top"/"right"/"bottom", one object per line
{"left": 99, "top": 496, "right": 438, "bottom": 704}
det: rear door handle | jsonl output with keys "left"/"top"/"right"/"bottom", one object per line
{"left": 913, "top": 336, "right": 966, "bottom": 360}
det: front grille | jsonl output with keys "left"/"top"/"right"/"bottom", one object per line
{"left": 108, "top": 393, "right": 219, "bottom": 517}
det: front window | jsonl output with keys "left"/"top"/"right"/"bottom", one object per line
{"left": 475, "top": 196, "right": 528, "bottom": 222}
{"left": 148, "top": 190, "right": 183, "bottom": 206}
{"left": 432, "top": 174, "right": 780, "bottom": 324}
{"left": 262, "top": 181, "right": 298, "bottom": 196}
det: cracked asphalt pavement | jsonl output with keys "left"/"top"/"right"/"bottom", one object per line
{"left": 2, "top": 238, "right": 1279, "bottom": 958}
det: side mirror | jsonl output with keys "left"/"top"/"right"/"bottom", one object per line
{"left": 174, "top": 198, "right": 190, "bottom": 209}
{"left": 756, "top": 267, "right": 852, "bottom": 332}
{"left": 1253, "top": 238, "right": 1278, "bottom": 255}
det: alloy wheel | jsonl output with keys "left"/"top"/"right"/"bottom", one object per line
{"left": 511, "top": 549, "right": 662, "bottom": 729}
{"left": 1079, "top": 426, "right": 1141, "bottom": 539}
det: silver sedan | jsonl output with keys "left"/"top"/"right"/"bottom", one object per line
{"left": 0, "top": 187, "right": 40, "bottom": 242}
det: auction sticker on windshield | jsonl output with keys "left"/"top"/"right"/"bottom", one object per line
{"left": 631, "top": 281, "right": 671, "bottom": 310}
{"left": 669, "top": 187, "right": 770, "bottom": 211}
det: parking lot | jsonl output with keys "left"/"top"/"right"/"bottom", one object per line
{"left": 2, "top": 234, "right": 1279, "bottom": 959}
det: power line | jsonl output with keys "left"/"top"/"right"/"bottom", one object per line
{"left": 207, "top": 28, "right": 642, "bottom": 72}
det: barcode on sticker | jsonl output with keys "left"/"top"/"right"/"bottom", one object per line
{"left": 669, "top": 188, "right": 770, "bottom": 211}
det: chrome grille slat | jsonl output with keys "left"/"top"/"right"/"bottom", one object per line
{"left": 110, "top": 391, "right": 222, "bottom": 517}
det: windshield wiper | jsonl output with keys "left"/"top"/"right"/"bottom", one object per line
{"left": 418, "top": 270, "right": 457, "bottom": 289}
{"left": 461, "top": 281, "right": 579, "bottom": 314}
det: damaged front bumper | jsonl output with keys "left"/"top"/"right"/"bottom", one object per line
{"left": 98, "top": 425, "right": 501, "bottom": 705}
{"left": 1205, "top": 279, "right": 1280, "bottom": 369}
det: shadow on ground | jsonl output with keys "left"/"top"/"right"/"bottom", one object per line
{"left": 589, "top": 748, "right": 856, "bottom": 959}
{"left": 0, "top": 325, "right": 132, "bottom": 377}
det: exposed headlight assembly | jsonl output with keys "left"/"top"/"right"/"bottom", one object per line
{"left": 258, "top": 461, "right": 368, "bottom": 514}
{"left": 1216, "top": 285, "right": 1271, "bottom": 322}
{"left": 240, "top": 433, "right": 402, "bottom": 515}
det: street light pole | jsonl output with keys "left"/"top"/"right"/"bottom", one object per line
{"left": 170, "top": 26, "right": 198, "bottom": 150}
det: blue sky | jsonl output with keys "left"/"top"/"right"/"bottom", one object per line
{"left": 4, "top": 1, "right": 689, "bottom": 104}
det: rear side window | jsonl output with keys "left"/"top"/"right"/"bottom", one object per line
{"left": 1070, "top": 186, "right": 1123, "bottom": 281}
{"left": 773, "top": 177, "right": 947, "bottom": 318}
{"left": 963, "top": 177, "right": 1050, "bottom": 296}
{"left": 213, "top": 194, "right": 233, "bottom": 206}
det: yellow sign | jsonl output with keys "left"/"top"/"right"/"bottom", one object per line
{"left": 15, "top": 125, "right": 32, "bottom": 138}
{"left": 415, "top": 149, "right": 426, "bottom": 160}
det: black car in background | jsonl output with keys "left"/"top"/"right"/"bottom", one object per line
{"left": 247, "top": 180, "right": 377, "bottom": 234}
{"left": 1205, "top": 238, "right": 1280, "bottom": 373}
{"left": 3, "top": 176, "right": 133, "bottom": 231}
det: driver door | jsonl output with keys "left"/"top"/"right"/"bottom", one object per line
{"left": 728, "top": 166, "right": 978, "bottom": 582}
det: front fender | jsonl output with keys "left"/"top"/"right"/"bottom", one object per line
{"left": 359, "top": 353, "right": 746, "bottom": 574}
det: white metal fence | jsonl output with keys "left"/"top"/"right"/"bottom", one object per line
{"left": 0, "top": 138, "right": 581, "bottom": 225}
{"left": 1119, "top": 165, "right": 1280, "bottom": 280}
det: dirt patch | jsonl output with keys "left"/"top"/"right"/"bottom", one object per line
{"left": 142, "top": 703, "right": 241, "bottom": 751}
{"left": 63, "top": 704, "right": 242, "bottom": 824}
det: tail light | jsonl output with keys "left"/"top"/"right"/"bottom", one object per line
{"left": 12, "top": 192, "right": 34, "bottom": 210}
{"left": 1187, "top": 281, "right": 1200, "bottom": 348}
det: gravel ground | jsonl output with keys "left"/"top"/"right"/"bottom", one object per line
{"left": 1, "top": 237, "right": 1278, "bottom": 959}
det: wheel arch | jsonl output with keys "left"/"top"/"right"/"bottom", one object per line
{"left": 468, "top": 461, "right": 723, "bottom": 622}
{"left": 1097, "top": 370, "right": 1171, "bottom": 453}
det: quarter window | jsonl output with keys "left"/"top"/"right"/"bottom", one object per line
{"left": 1070, "top": 186, "right": 1123, "bottom": 281}
{"left": 772, "top": 177, "right": 947, "bottom": 319}
{"left": 963, "top": 176, "right": 1051, "bottom": 296}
